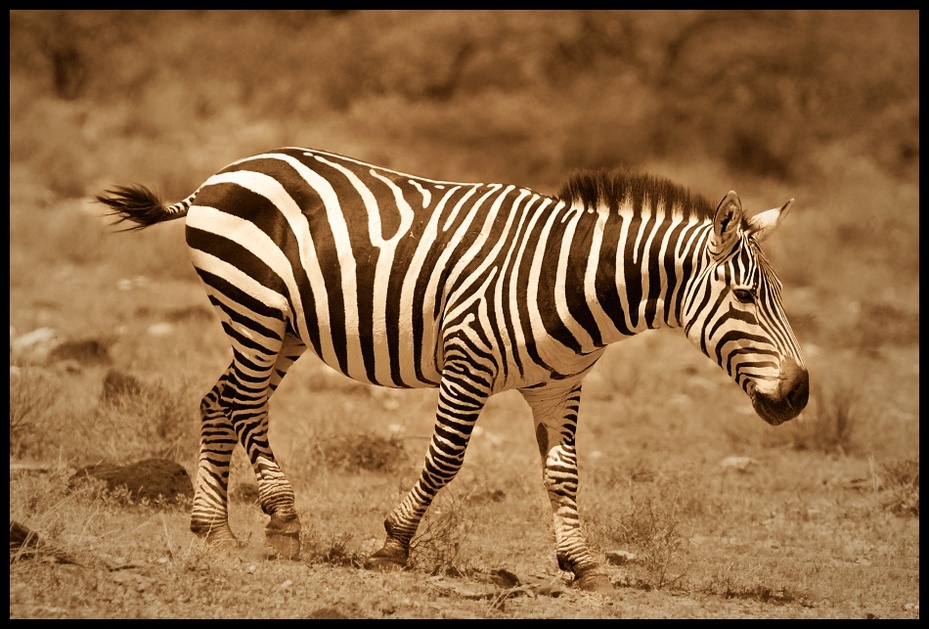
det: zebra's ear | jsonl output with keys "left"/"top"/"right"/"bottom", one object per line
{"left": 711, "top": 191, "right": 743, "bottom": 259}
{"left": 746, "top": 199, "right": 794, "bottom": 243}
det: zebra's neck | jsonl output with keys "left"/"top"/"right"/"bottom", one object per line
{"left": 550, "top": 202, "right": 713, "bottom": 349}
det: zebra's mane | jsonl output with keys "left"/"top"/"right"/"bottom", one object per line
{"left": 556, "top": 169, "right": 718, "bottom": 222}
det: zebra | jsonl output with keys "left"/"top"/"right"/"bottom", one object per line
{"left": 96, "top": 147, "right": 809, "bottom": 592}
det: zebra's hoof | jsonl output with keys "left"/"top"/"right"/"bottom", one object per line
{"left": 266, "top": 515, "right": 301, "bottom": 560}
{"left": 267, "top": 532, "right": 301, "bottom": 560}
{"left": 574, "top": 571, "right": 614, "bottom": 593}
{"left": 363, "top": 543, "right": 408, "bottom": 571}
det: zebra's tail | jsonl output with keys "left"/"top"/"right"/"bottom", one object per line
{"left": 95, "top": 184, "right": 195, "bottom": 231}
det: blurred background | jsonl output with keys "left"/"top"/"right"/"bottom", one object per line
{"left": 10, "top": 9, "right": 919, "bottom": 399}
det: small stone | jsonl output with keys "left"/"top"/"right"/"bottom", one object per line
{"left": 605, "top": 550, "right": 637, "bottom": 565}
{"left": 12, "top": 327, "right": 57, "bottom": 353}
{"left": 720, "top": 456, "right": 757, "bottom": 472}
{"left": 147, "top": 323, "right": 175, "bottom": 337}
{"left": 11, "top": 327, "right": 59, "bottom": 363}
{"left": 306, "top": 607, "right": 350, "bottom": 619}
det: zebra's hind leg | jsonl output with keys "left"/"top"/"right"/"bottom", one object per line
{"left": 190, "top": 367, "right": 243, "bottom": 551}
{"left": 218, "top": 327, "right": 305, "bottom": 560}
{"left": 257, "top": 332, "right": 307, "bottom": 559}
{"left": 365, "top": 360, "right": 491, "bottom": 571}
{"left": 520, "top": 381, "right": 614, "bottom": 593}
{"left": 192, "top": 316, "right": 305, "bottom": 560}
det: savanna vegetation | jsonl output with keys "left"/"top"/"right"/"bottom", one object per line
{"left": 10, "top": 10, "right": 918, "bottom": 618}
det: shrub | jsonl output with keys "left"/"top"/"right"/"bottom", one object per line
{"left": 9, "top": 368, "right": 59, "bottom": 458}
{"left": 603, "top": 484, "right": 688, "bottom": 590}
{"left": 787, "top": 380, "right": 858, "bottom": 455}
{"left": 315, "top": 433, "right": 408, "bottom": 474}
{"left": 876, "top": 457, "right": 919, "bottom": 517}
{"left": 303, "top": 531, "right": 366, "bottom": 568}
{"left": 91, "top": 375, "right": 197, "bottom": 463}
{"left": 410, "top": 492, "right": 474, "bottom": 577}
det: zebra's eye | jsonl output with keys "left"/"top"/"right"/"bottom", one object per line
{"left": 732, "top": 288, "right": 755, "bottom": 304}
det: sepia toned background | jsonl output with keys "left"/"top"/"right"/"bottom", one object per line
{"left": 10, "top": 10, "right": 918, "bottom": 618}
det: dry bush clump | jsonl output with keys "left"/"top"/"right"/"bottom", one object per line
{"left": 314, "top": 432, "right": 409, "bottom": 474}
{"left": 10, "top": 365, "right": 197, "bottom": 465}
{"left": 849, "top": 301, "right": 920, "bottom": 351}
{"left": 87, "top": 371, "right": 198, "bottom": 464}
{"left": 410, "top": 493, "right": 475, "bottom": 577}
{"left": 705, "top": 571, "right": 806, "bottom": 606}
{"left": 302, "top": 531, "right": 366, "bottom": 568}
{"left": 877, "top": 458, "right": 919, "bottom": 517}
{"left": 787, "top": 380, "right": 858, "bottom": 455}
{"left": 602, "top": 484, "right": 688, "bottom": 590}
{"left": 9, "top": 368, "right": 59, "bottom": 458}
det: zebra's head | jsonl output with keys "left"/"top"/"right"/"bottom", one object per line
{"left": 682, "top": 191, "right": 809, "bottom": 425}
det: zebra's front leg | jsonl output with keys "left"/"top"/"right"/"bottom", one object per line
{"left": 520, "top": 381, "right": 613, "bottom": 593}
{"left": 365, "top": 363, "right": 489, "bottom": 571}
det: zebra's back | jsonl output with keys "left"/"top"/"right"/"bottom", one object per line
{"left": 184, "top": 147, "right": 563, "bottom": 391}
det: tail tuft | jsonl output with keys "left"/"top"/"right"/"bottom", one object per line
{"left": 95, "top": 184, "right": 183, "bottom": 231}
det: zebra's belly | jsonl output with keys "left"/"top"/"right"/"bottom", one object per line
{"left": 293, "top": 312, "right": 607, "bottom": 393}
{"left": 300, "top": 315, "right": 443, "bottom": 389}
{"left": 489, "top": 337, "right": 608, "bottom": 394}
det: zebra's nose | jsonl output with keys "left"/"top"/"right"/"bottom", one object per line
{"left": 779, "top": 356, "right": 809, "bottom": 415}
{"left": 752, "top": 355, "right": 809, "bottom": 425}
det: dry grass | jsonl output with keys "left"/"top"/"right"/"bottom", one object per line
{"left": 10, "top": 366, "right": 198, "bottom": 466}
{"left": 602, "top": 484, "right": 688, "bottom": 590}
{"left": 788, "top": 379, "right": 860, "bottom": 455}
{"left": 875, "top": 458, "right": 919, "bottom": 517}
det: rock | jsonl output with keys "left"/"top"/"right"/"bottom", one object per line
{"left": 146, "top": 323, "right": 175, "bottom": 337}
{"left": 11, "top": 327, "right": 59, "bottom": 363}
{"left": 101, "top": 369, "right": 147, "bottom": 403}
{"left": 720, "top": 456, "right": 757, "bottom": 472}
{"left": 490, "top": 568, "right": 521, "bottom": 588}
{"left": 48, "top": 339, "right": 110, "bottom": 365}
{"left": 306, "top": 607, "right": 351, "bottom": 619}
{"left": 11, "top": 327, "right": 58, "bottom": 352}
{"left": 69, "top": 458, "right": 193, "bottom": 502}
{"left": 605, "top": 549, "right": 637, "bottom": 565}
{"left": 9, "top": 520, "right": 40, "bottom": 551}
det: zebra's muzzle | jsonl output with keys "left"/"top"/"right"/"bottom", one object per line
{"left": 751, "top": 356, "right": 809, "bottom": 426}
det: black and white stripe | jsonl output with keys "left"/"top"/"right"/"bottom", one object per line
{"left": 97, "top": 147, "right": 808, "bottom": 590}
